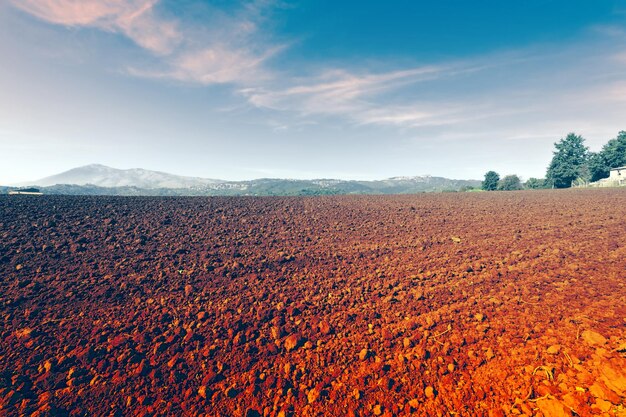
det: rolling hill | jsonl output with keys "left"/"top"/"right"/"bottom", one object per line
{"left": 6, "top": 165, "right": 481, "bottom": 196}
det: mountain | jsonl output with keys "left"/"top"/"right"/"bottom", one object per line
{"left": 7, "top": 165, "right": 481, "bottom": 196}
{"left": 354, "top": 175, "right": 481, "bottom": 194}
{"left": 17, "top": 164, "right": 223, "bottom": 189}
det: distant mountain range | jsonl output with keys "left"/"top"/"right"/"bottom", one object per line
{"left": 15, "top": 164, "right": 222, "bottom": 189}
{"left": 4, "top": 164, "right": 481, "bottom": 196}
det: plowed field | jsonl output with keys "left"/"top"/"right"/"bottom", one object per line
{"left": 1, "top": 190, "right": 625, "bottom": 417}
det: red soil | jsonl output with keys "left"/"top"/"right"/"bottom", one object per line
{"left": 1, "top": 190, "right": 625, "bottom": 417}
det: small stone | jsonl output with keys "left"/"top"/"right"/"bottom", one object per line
{"left": 599, "top": 361, "right": 626, "bottom": 397}
{"left": 474, "top": 313, "right": 484, "bottom": 322}
{"left": 485, "top": 348, "right": 495, "bottom": 360}
{"left": 408, "top": 398, "right": 419, "bottom": 408}
{"left": 15, "top": 264, "right": 23, "bottom": 271}
{"left": 307, "top": 387, "right": 321, "bottom": 403}
{"left": 271, "top": 326, "right": 282, "bottom": 340}
{"left": 358, "top": 348, "right": 369, "bottom": 361}
{"left": 381, "top": 328, "right": 393, "bottom": 340}
{"left": 373, "top": 404, "right": 383, "bottom": 415}
{"left": 546, "top": 345, "right": 561, "bottom": 355}
{"left": 167, "top": 356, "right": 178, "bottom": 368}
{"left": 425, "top": 386, "right": 436, "bottom": 398}
{"left": 184, "top": 284, "right": 193, "bottom": 297}
{"left": 581, "top": 330, "right": 606, "bottom": 346}
{"left": 589, "top": 383, "right": 605, "bottom": 400}
{"left": 284, "top": 334, "right": 303, "bottom": 352}
{"left": 489, "top": 297, "right": 502, "bottom": 305}
{"left": 352, "top": 389, "right": 361, "bottom": 400}
{"left": 233, "top": 332, "right": 246, "bottom": 346}
{"left": 447, "top": 363, "right": 455, "bottom": 373}
{"left": 135, "top": 359, "right": 150, "bottom": 376}
{"left": 536, "top": 397, "right": 570, "bottom": 417}
{"left": 38, "top": 391, "right": 52, "bottom": 405}
{"left": 403, "top": 337, "right": 412, "bottom": 348}
{"left": 593, "top": 398, "right": 612, "bottom": 412}
{"left": 561, "top": 393, "right": 578, "bottom": 410}
{"left": 318, "top": 321, "right": 332, "bottom": 335}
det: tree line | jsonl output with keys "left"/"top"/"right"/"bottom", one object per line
{"left": 481, "top": 131, "right": 626, "bottom": 190}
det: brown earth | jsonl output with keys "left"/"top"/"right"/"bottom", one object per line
{"left": 1, "top": 190, "right": 625, "bottom": 417}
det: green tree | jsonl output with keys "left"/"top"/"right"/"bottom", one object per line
{"left": 589, "top": 131, "right": 626, "bottom": 182}
{"left": 546, "top": 133, "right": 589, "bottom": 188}
{"left": 524, "top": 177, "right": 546, "bottom": 189}
{"left": 498, "top": 175, "right": 522, "bottom": 191}
{"left": 588, "top": 152, "right": 609, "bottom": 182}
{"left": 482, "top": 171, "right": 500, "bottom": 191}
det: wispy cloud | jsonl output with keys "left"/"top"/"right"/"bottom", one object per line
{"left": 9, "top": 0, "right": 277, "bottom": 83}
{"left": 238, "top": 56, "right": 523, "bottom": 129}
{"left": 245, "top": 66, "right": 441, "bottom": 105}
{"left": 240, "top": 65, "right": 459, "bottom": 125}
{"left": 10, "top": 0, "right": 150, "bottom": 26}
{"left": 131, "top": 43, "right": 286, "bottom": 85}
{"left": 10, "top": 0, "right": 181, "bottom": 54}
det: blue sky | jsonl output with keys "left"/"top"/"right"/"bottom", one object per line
{"left": 1, "top": 0, "right": 626, "bottom": 183}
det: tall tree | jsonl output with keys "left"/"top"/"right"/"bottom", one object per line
{"left": 481, "top": 171, "right": 500, "bottom": 191}
{"left": 546, "top": 133, "right": 589, "bottom": 188}
{"left": 525, "top": 178, "right": 546, "bottom": 189}
{"left": 588, "top": 152, "right": 609, "bottom": 182}
{"left": 589, "top": 131, "right": 626, "bottom": 181}
{"left": 498, "top": 175, "right": 522, "bottom": 191}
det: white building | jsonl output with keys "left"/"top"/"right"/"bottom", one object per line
{"left": 8, "top": 188, "right": 43, "bottom": 195}
{"left": 590, "top": 166, "right": 626, "bottom": 188}
{"left": 608, "top": 166, "right": 626, "bottom": 182}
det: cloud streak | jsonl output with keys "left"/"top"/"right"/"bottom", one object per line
{"left": 130, "top": 43, "right": 284, "bottom": 85}
{"left": 10, "top": 0, "right": 181, "bottom": 54}
{"left": 240, "top": 65, "right": 458, "bottom": 126}
{"left": 238, "top": 57, "right": 523, "bottom": 129}
{"left": 9, "top": 0, "right": 276, "bottom": 82}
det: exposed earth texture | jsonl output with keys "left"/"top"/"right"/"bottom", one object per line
{"left": 1, "top": 190, "right": 625, "bottom": 417}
